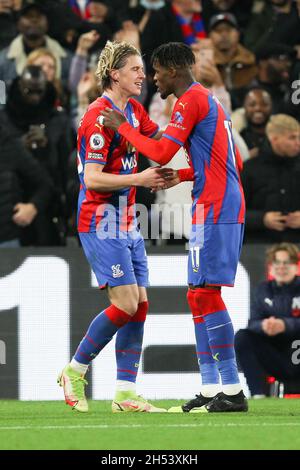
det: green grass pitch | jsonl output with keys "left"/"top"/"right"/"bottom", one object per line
{"left": 0, "top": 399, "right": 300, "bottom": 450}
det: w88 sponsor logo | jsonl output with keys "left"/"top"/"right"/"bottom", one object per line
{"left": 121, "top": 155, "right": 137, "bottom": 171}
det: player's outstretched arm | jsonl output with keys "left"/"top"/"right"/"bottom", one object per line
{"left": 100, "top": 108, "right": 180, "bottom": 165}
{"left": 84, "top": 162, "right": 169, "bottom": 192}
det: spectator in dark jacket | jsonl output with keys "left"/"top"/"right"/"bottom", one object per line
{"left": 0, "top": 124, "right": 53, "bottom": 247}
{"left": 241, "top": 114, "right": 300, "bottom": 243}
{"left": 252, "top": 43, "right": 298, "bottom": 118}
{"left": 0, "top": 65, "right": 73, "bottom": 245}
{"left": 244, "top": 0, "right": 300, "bottom": 52}
{"left": 235, "top": 243, "right": 300, "bottom": 397}
{"left": 0, "top": 2, "right": 72, "bottom": 88}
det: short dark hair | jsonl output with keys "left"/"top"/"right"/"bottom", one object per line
{"left": 151, "top": 42, "right": 195, "bottom": 69}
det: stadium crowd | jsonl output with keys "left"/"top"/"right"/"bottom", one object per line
{"left": 0, "top": 0, "right": 299, "bottom": 248}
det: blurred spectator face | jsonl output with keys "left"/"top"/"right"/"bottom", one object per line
{"left": 212, "top": 0, "right": 236, "bottom": 10}
{"left": 244, "top": 89, "right": 272, "bottom": 127}
{"left": 30, "top": 55, "right": 56, "bottom": 82}
{"left": 19, "top": 69, "right": 47, "bottom": 106}
{"left": 269, "top": 129, "right": 300, "bottom": 158}
{"left": 209, "top": 22, "right": 239, "bottom": 53}
{"left": 18, "top": 7, "right": 48, "bottom": 39}
{"left": 270, "top": 250, "right": 298, "bottom": 285}
{"left": 265, "top": 56, "right": 291, "bottom": 84}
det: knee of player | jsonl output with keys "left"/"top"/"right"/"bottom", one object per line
{"left": 116, "top": 298, "right": 139, "bottom": 316}
{"left": 186, "top": 288, "right": 196, "bottom": 312}
{"left": 192, "top": 286, "right": 226, "bottom": 313}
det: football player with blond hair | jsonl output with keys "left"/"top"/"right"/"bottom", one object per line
{"left": 58, "top": 41, "right": 167, "bottom": 413}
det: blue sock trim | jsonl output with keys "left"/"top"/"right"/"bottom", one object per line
{"left": 204, "top": 310, "right": 240, "bottom": 385}
{"left": 194, "top": 321, "right": 219, "bottom": 384}
{"left": 74, "top": 309, "right": 119, "bottom": 364}
{"left": 115, "top": 321, "right": 144, "bottom": 382}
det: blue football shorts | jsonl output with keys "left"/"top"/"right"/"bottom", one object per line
{"left": 188, "top": 223, "right": 244, "bottom": 287}
{"left": 79, "top": 231, "right": 149, "bottom": 289}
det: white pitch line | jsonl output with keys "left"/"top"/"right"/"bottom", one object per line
{"left": 0, "top": 423, "right": 300, "bottom": 431}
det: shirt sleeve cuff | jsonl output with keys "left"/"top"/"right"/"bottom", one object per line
{"left": 178, "top": 168, "right": 194, "bottom": 182}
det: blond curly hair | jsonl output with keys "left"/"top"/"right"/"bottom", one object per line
{"left": 95, "top": 40, "right": 141, "bottom": 91}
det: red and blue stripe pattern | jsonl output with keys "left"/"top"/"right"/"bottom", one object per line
{"left": 172, "top": 5, "right": 207, "bottom": 45}
{"left": 77, "top": 96, "right": 158, "bottom": 233}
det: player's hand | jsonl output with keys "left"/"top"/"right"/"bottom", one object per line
{"left": 150, "top": 168, "right": 178, "bottom": 192}
{"left": 263, "top": 212, "right": 287, "bottom": 231}
{"left": 13, "top": 203, "right": 38, "bottom": 227}
{"left": 136, "top": 167, "right": 169, "bottom": 189}
{"left": 100, "top": 108, "right": 126, "bottom": 132}
{"left": 285, "top": 211, "right": 300, "bottom": 229}
{"left": 152, "top": 169, "right": 180, "bottom": 191}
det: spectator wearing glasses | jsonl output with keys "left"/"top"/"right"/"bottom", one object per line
{"left": 235, "top": 243, "right": 300, "bottom": 398}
